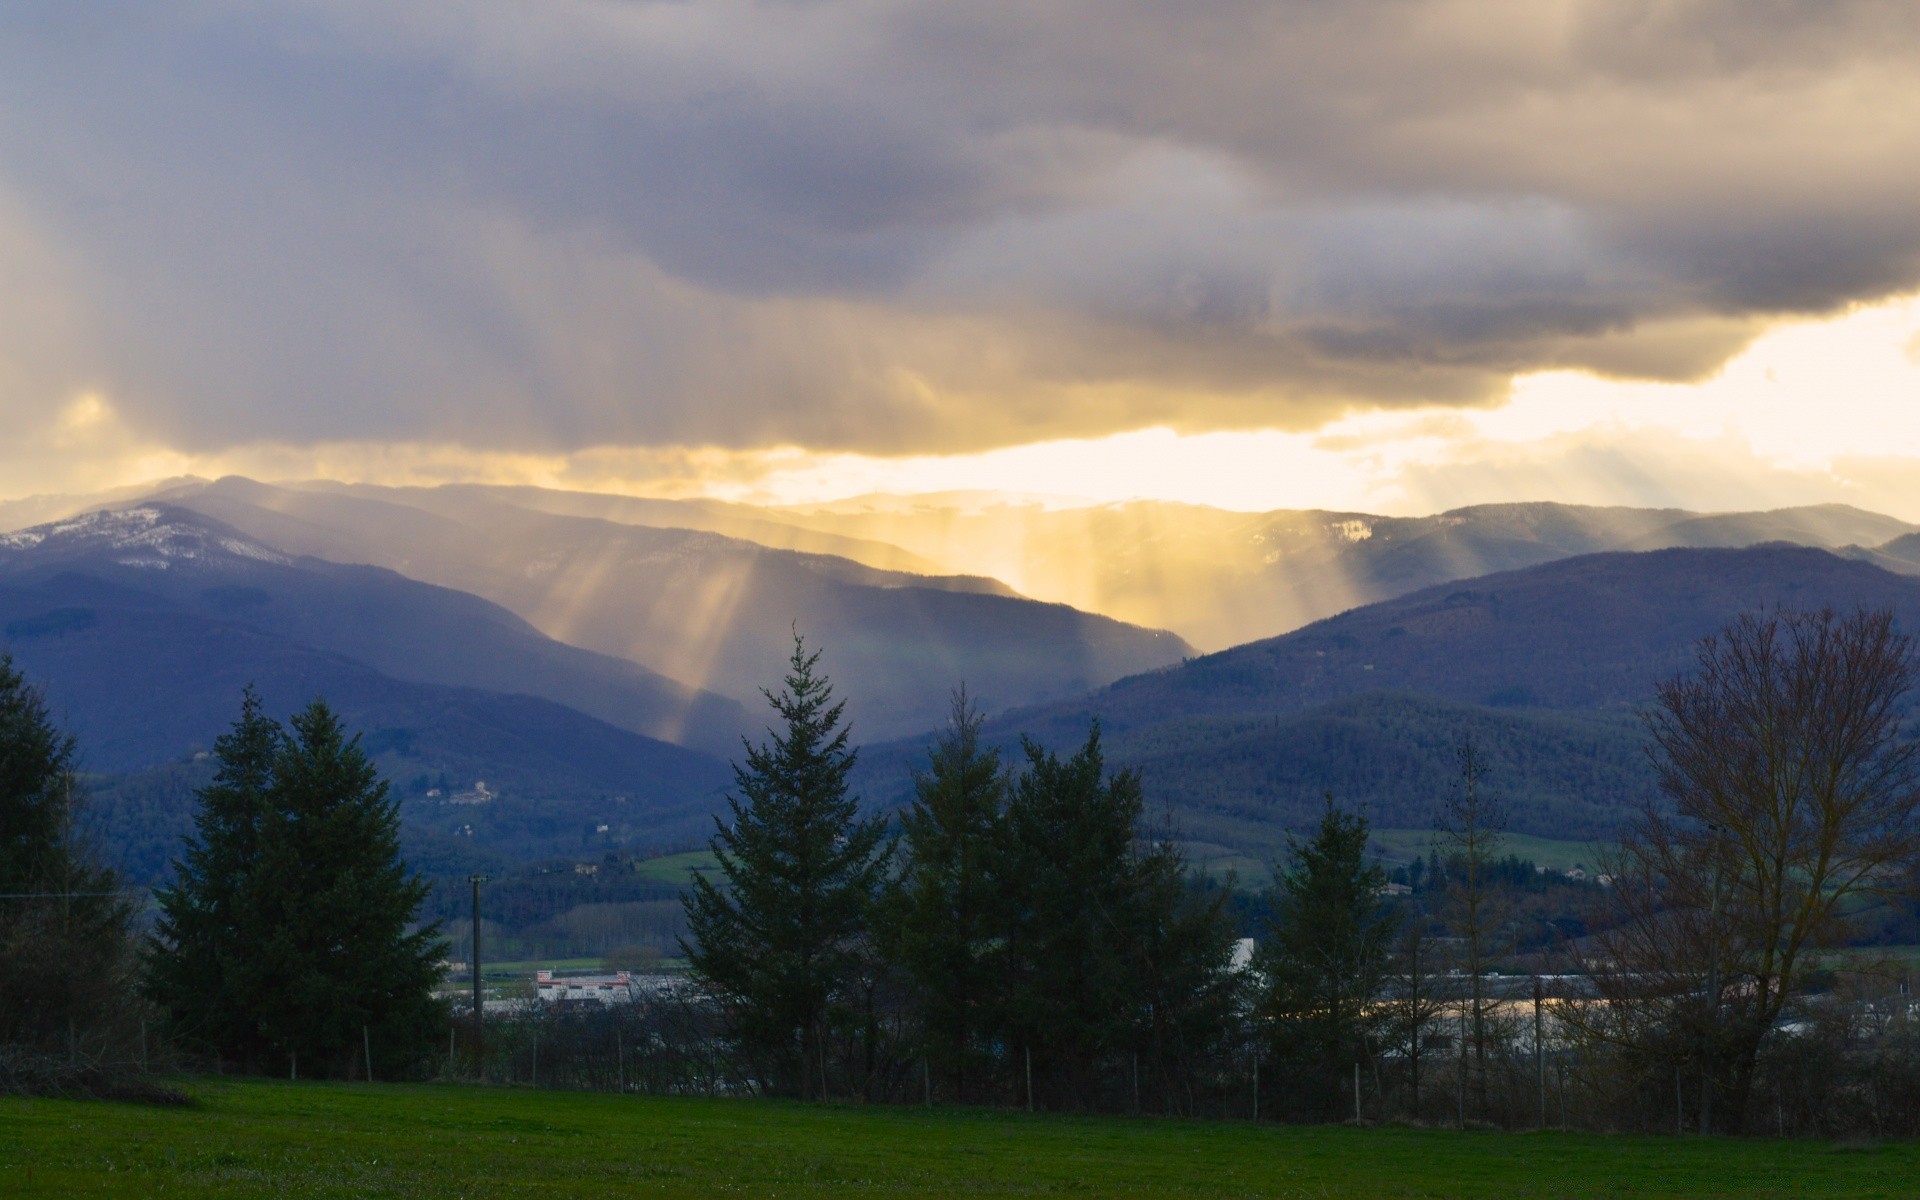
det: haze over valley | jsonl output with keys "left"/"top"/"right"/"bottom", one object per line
{"left": 9, "top": 477, "right": 1920, "bottom": 882}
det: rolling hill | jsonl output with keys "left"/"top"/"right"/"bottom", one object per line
{"left": 1057, "top": 543, "right": 1920, "bottom": 729}
{"left": 857, "top": 545, "right": 1920, "bottom": 854}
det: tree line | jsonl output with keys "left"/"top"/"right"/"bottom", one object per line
{"left": 677, "top": 615, "right": 1920, "bottom": 1133}
{"left": 684, "top": 646, "right": 1241, "bottom": 1110}
{"left": 0, "top": 666, "right": 445, "bottom": 1092}
{"left": 10, "top": 606, "right": 1920, "bottom": 1139}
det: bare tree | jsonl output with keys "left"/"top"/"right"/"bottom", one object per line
{"left": 1382, "top": 916, "right": 1448, "bottom": 1119}
{"left": 1591, "top": 608, "right": 1920, "bottom": 1134}
{"left": 1438, "top": 733, "right": 1504, "bottom": 1119}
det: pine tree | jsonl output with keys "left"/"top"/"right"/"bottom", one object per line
{"left": 151, "top": 695, "right": 445, "bottom": 1077}
{"left": 1123, "top": 828, "right": 1241, "bottom": 1116}
{"left": 0, "top": 653, "right": 73, "bottom": 892}
{"left": 147, "top": 687, "right": 282, "bottom": 1067}
{"left": 1000, "top": 725, "right": 1143, "bottom": 1107}
{"left": 249, "top": 700, "right": 445, "bottom": 1077}
{"left": 682, "top": 635, "right": 885, "bottom": 1099}
{"left": 883, "top": 688, "right": 1008, "bottom": 1101}
{"left": 0, "top": 653, "right": 131, "bottom": 1053}
{"left": 1259, "top": 794, "right": 1394, "bottom": 1121}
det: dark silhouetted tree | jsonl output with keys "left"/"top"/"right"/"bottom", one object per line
{"left": 147, "top": 687, "right": 281, "bottom": 1068}
{"left": 883, "top": 687, "right": 1009, "bottom": 1101}
{"left": 683, "top": 635, "right": 885, "bottom": 1099}
{"left": 0, "top": 653, "right": 133, "bottom": 1056}
{"left": 150, "top": 696, "right": 445, "bottom": 1077}
{"left": 1588, "top": 607, "right": 1920, "bottom": 1134}
{"left": 1259, "top": 795, "right": 1394, "bottom": 1121}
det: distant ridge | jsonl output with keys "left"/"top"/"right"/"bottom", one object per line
{"left": 138, "top": 476, "right": 1192, "bottom": 740}
{"left": 720, "top": 497, "right": 1920, "bottom": 649}
{"left": 0, "top": 504, "right": 748, "bottom": 755}
{"left": 1059, "top": 543, "right": 1920, "bottom": 729}
{"left": 0, "top": 505, "right": 742, "bottom": 869}
{"left": 854, "top": 544, "right": 1920, "bottom": 853}
{"left": 12, "top": 480, "right": 1913, "bottom": 653}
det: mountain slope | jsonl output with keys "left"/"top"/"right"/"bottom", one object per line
{"left": 0, "top": 572, "right": 732, "bottom": 860}
{"left": 1067, "top": 544, "right": 1920, "bottom": 731}
{"left": 858, "top": 691, "right": 1652, "bottom": 851}
{"left": 751, "top": 498, "right": 1917, "bottom": 649}
{"left": 1620, "top": 505, "right": 1914, "bottom": 551}
{"left": 0, "top": 506, "right": 748, "bottom": 754}
{"left": 143, "top": 477, "right": 1191, "bottom": 740}
{"left": 872, "top": 545, "right": 1920, "bottom": 850}
{"left": 429, "top": 484, "right": 953, "bottom": 576}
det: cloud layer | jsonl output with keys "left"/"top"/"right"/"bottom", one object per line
{"left": 3, "top": 1, "right": 1919, "bottom": 462}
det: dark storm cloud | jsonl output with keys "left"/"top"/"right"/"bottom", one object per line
{"left": 1, "top": 0, "right": 1917, "bottom": 455}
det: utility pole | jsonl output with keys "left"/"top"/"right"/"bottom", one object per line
{"left": 1702, "top": 823, "right": 1724, "bottom": 1137}
{"left": 1533, "top": 976, "right": 1546, "bottom": 1130}
{"left": 470, "top": 873, "right": 488, "bottom": 1082}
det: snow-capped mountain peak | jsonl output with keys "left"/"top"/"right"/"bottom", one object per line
{"left": 0, "top": 505, "right": 292, "bottom": 570}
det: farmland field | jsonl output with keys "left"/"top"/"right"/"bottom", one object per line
{"left": 5, "top": 1080, "right": 1919, "bottom": 1198}
{"left": 1370, "top": 827, "right": 1612, "bottom": 873}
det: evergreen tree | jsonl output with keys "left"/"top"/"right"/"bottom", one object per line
{"left": 0, "top": 653, "right": 131, "bottom": 1053}
{"left": 0, "top": 652, "right": 73, "bottom": 895}
{"left": 1259, "top": 795, "right": 1394, "bottom": 1121}
{"left": 883, "top": 688, "right": 1008, "bottom": 1101}
{"left": 682, "top": 635, "right": 885, "bottom": 1099}
{"left": 147, "top": 687, "right": 282, "bottom": 1067}
{"left": 251, "top": 701, "right": 445, "bottom": 1076}
{"left": 1000, "top": 725, "right": 1143, "bottom": 1107}
{"left": 150, "top": 695, "right": 445, "bottom": 1077}
{"left": 1123, "top": 828, "right": 1242, "bottom": 1116}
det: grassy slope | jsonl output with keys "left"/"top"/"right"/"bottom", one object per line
{"left": 6, "top": 1081, "right": 1920, "bottom": 1198}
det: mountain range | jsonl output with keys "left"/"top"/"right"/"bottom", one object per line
{"left": 0, "top": 506, "right": 738, "bottom": 866}
{"left": 140, "top": 477, "right": 1191, "bottom": 741}
{"left": 9, "top": 478, "right": 1920, "bottom": 879}
{"left": 858, "top": 543, "right": 1920, "bottom": 859}
{"left": 740, "top": 496, "right": 1919, "bottom": 650}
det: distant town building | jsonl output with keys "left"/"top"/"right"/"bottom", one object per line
{"left": 448, "top": 780, "right": 496, "bottom": 805}
{"left": 536, "top": 969, "right": 635, "bottom": 1006}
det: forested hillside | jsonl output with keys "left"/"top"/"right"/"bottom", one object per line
{"left": 863, "top": 545, "right": 1920, "bottom": 848}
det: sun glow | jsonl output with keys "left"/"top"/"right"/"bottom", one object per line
{"left": 8, "top": 295, "right": 1920, "bottom": 526}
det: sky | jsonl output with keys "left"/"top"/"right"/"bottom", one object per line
{"left": 4, "top": 2, "right": 1920, "bottom": 516}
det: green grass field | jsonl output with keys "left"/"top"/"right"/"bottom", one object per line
{"left": 1370, "top": 828, "right": 1612, "bottom": 873}
{"left": 5, "top": 1080, "right": 1919, "bottom": 1198}
{"left": 630, "top": 849, "right": 722, "bottom": 886}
